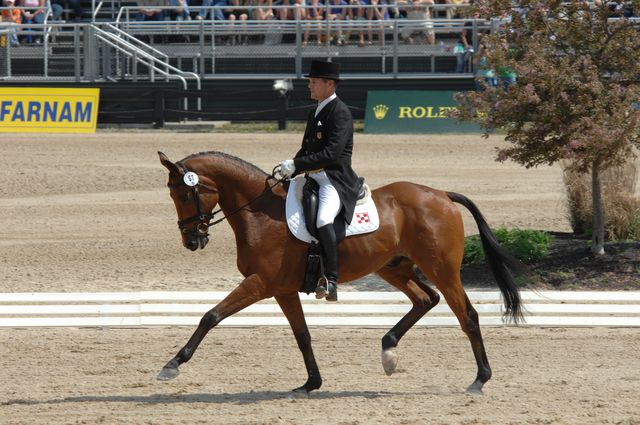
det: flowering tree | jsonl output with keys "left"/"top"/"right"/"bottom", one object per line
{"left": 455, "top": 0, "right": 640, "bottom": 255}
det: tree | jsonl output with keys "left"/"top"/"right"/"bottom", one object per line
{"left": 454, "top": 0, "right": 640, "bottom": 255}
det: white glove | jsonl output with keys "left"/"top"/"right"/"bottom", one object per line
{"left": 279, "top": 159, "right": 296, "bottom": 177}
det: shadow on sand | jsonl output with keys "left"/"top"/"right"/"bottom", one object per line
{"left": 2, "top": 388, "right": 440, "bottom": 407}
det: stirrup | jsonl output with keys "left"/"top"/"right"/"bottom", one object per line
{"left": 315, "top": 277, "right": 328, "bottom": 299}
{"left": 315, "top": 277, "right": 338, "bottom": 302}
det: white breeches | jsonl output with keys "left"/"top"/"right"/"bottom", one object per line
{"left": 310, "top": 171, "right": 342, "bottom": 227}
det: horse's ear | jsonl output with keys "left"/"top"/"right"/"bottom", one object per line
{"left": 158, "top": 151, "right": 181, "bottom": 175}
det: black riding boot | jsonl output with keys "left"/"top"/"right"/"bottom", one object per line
{"left": 316, "top": 224, "right": 339, "bottom": 302}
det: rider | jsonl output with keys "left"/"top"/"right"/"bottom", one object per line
{"left": 278, "top": 60, "right": 359, "bottom": 302}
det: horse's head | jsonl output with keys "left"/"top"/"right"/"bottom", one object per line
{"left": 158, "top": 152, "right": 220, "bottom": 251}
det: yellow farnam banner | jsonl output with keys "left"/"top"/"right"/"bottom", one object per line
{"left": 0, "top": 87, "right": 100, "bottom": 133}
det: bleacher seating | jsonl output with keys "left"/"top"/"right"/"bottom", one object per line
{"left": 3, "top": 1, "right": 635, "bottom": 81}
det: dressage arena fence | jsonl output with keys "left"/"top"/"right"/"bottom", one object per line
{"left": 1, "top": 291, "right": 640, "bottom": 328}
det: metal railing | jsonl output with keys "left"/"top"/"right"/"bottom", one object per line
{"left": 2, "top": 4, "right": 491, "bottom": 83}
{"left": 90, "top": 23, "right": 201, "bottom": 109}
{"left": 108, "top": 4, "right": 489, "bottom": 78}
{"left": 0, "top": 20, "right": 200, "bottom": 111}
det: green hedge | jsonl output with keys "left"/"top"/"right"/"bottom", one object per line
{"left": 463, "top": 229, "right": 553, "bottom": 264}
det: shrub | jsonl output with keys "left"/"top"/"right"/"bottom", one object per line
{"left": 463, "top": 229, "right": 553, "bottom": 264}
{"left": 563, "top": 161, "right": 640, "bottom": 241}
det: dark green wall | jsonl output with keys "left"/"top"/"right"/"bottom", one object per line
{"left": 0, "top": 78, "right": 475, "bottom": 124}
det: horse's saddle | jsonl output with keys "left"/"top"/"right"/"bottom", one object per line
{"left": 285, "top": 175, "right": 380, "bottom": 244}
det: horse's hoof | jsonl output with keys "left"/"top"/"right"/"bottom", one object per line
{"left": 287, "top": 388, "right": 310, "bottom": 399}
{"left": 381, "top": 348, "right": 398, "bottom": 376}
{"left": 465, "top": 382, "right": 484, "bottom": 395}
{"left": 157, "top": 366, "right": 180, "bottom": 381}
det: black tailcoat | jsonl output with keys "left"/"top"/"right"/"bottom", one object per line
{"left": 293, "top": 97, "right": 359, "bottom": 224}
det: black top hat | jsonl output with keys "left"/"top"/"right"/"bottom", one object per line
{"left": 304, "top": 60, "right": 341, "bottom": 81}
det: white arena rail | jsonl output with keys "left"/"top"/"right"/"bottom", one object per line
{"left": 1, "top": 291, "right": 639, "bottom": 328}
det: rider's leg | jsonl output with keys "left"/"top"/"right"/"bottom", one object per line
{"left": 316, "top": 224, "right": 339, "bottom": 301}
{"left": 313, "top": 172, "right": 342, "bottom": 301}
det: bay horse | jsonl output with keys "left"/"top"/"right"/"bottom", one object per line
{"left": 156, "top": 150, "right": 524, "bottom": 395}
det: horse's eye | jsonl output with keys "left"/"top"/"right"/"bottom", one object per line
{"left": 180, "top": 192, "right": 190, "bottom": 203}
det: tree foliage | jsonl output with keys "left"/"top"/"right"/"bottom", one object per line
{"left": 455, "top": 0, "right": 640, "bottom": 174}
{"left": 454, "top": 0, "right": 640, "bottom": 254}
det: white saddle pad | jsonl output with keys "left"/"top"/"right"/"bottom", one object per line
{"left": 285, "top": 175, "right": 380, "bottom": 243}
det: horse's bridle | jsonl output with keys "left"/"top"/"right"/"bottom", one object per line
{"left": 170, "top": 164, "right": 285, "bottom": 237}
{"left": 169, "top": 167, "right": 221, "bottom": 237}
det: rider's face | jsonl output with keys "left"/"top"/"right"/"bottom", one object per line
{"left": 308, "top": 78, "right": 336, "bottom": 102}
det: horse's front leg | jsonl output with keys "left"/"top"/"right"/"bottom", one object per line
{"left": 275, "top": 293, "right": 322, "bottom": 397}
{"left": 157, "top": 273, "right": 267, "bottom": 381}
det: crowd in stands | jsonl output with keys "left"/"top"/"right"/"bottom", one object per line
{"left": 128, "top": 0, "right": 475, "bottom": 47}
{"left": 1, "top": 0, "right": 637, "bottom": 52}
{"left": 0, "top": 0, "right": 84, "bottom": 45}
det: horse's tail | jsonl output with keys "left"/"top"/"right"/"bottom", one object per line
{"left": 447, "top": 191, "right": 525, "bottom": 324}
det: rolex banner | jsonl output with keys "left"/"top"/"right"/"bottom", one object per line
{"left": 364, "top": 90, "right": 480, "bottom": 134}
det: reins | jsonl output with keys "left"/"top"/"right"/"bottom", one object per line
{"left": 205, "top": 173, "right": 286, "bottom": 229}
{"left": 176, "top": 164, "right": 287, "bottom": 233}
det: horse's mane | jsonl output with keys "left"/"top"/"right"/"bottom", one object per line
{"left": 178, "top": 151, "right": 268, "bottom": 178}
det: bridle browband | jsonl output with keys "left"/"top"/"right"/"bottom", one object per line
{"left": 171, "top": 164, "right": 285, "bottom": 236}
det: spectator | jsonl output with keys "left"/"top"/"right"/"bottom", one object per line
{"left": 254, "top": 0, "right": 281, "bottom": 44}
{"left": 168, "top": 0, "right": 189, "bottom": 20}
{"left": 253, "top": 0, "right": 275, "bottom": 20}
{"left": 440, "top": 0, "right": 468, "bottom": 19}
{"left": 347, "top": 0, "right": 367, "bottom": 46}
{"left": 473, "top": 34, "right": 496, "bottom": 90}
{"left": 227, "top": 0, "right": 249, "bottom": 45}
{"left": 47, "top": 1, "right": 64, "bottom": 21}
{"left": 291, "top": 0, "right": 306, "bottom": 20}
{"left": 610, "top": 0, "right": 634, "bottom": 17}
{"left": 50, "top": 0, "right": 83, "bottom": 21}
{"left": 197, "top": 0, "right": 227, "bottom": 21}
{"left": 497, "top": 64, "right": 516, "bottom": 89}
{"left": 387, "top": 0, "right": 401, "bottom": 18}
{"left": 399, "top": 0, "right": 435, "bottom": 45}
{"left": 496, "top": 41, "right": 516, "bottom": 89}
{"left": 273, "top": 0, "right": 291, "bottom": 20}
{"left": 1, "top": 0, "right": 21, "bottom": 46}
{"left": 453, "top": 12, "right": 472, "bottom": 72}
{"left": 20, "top": 0, "right": 46, "bottom": 43}
{"left": 302, "top": 0, "right": 323, "bottom": 46}
{"left": 136, "top": 0, "right": 166, "bottom": 21}
{"left": 366, "top": 0, "right": 388, "bottom": 45}
{"left": 327, "top": 0, "right": 348, "bottom": 45}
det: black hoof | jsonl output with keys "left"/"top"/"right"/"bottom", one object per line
{"left": 292, "top": 371, "right": 322, "bottom": 395}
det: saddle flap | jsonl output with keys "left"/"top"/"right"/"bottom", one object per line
{"left": 285, "top": 175, "right": 380, "bottom": 244}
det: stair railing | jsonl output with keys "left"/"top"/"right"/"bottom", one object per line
{"left": 90, "top": 23, "right": 201, "bottom": 112}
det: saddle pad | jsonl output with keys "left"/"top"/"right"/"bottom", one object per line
{"left": 286, "top": 175, "right": 380, "bottom": 243}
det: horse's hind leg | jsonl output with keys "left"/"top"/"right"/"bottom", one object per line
{"left": 157, "top": 273, "right": 267, "bottom": 381}
{"left": 417, "top": 261, "right": 492, "bottom": 394}
{"left": 376, "top": 257, "right": 441, "bottom": 376}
